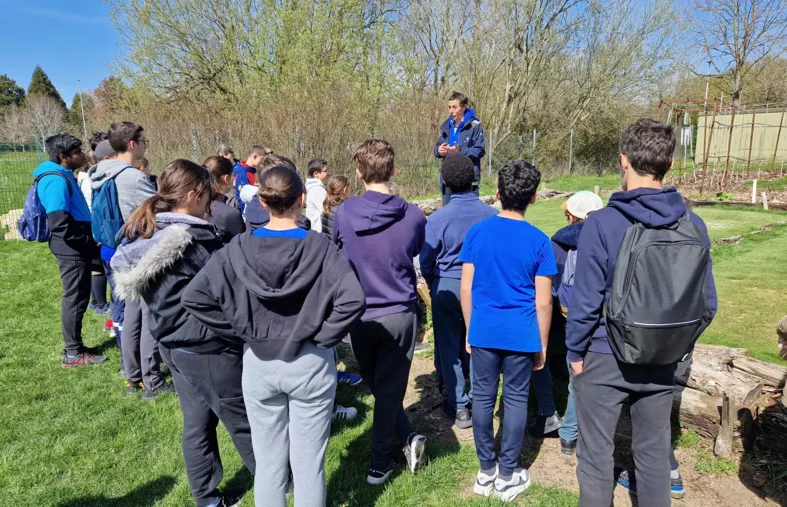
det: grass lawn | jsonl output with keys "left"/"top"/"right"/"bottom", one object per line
{"left": 1, "top": 202, "right": 786, "bottom": 506}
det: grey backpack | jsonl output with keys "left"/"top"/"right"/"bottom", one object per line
{"left": 604, "top": 213, "right": 710, "bottom": 365}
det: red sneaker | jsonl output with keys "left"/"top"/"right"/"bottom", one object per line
{"left": 61, "top": 351, "right": 108, "bottom": 368}
{"left": 104, "top": 319, "right": 114, "bottom": 331}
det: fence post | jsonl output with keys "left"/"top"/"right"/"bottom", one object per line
{"left": 191, "top": 125, "right": 199, "bottom": 163}
{"left": 295, "top": 125, "right": 302, "bottom": 171}
{"left": 771, "top": 103, "right": 786, "bottom": 173}
{"left": 752, "top": 180, "right": 757, "bottom": 204}
{"left": 762, "top": 192, "right": 769, "bottom": 210}
{"left": 532, "top": 129, "right": 536, "bottom": 167}
{"left": 568, "top": 129, "right": 574, "bottom": 173}
{"left": 488, "top": 130, "right": 493, "bottom": 178}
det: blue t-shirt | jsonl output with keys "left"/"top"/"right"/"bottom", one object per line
{"left": 459, "top": 216, "right": 557, "bottom": 352}
{"left": 252, "top": 227, "right": 308, "bottom": 240}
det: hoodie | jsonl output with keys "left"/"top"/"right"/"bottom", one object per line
{"left": 565, "top": 187, "right": 718, "bottom": 363}
{"left": 233, "top": 160, "right": 256, "bottom": 212}
{"left": 181, "top": 230, "right": 366, "bottom": 361}
{"left": 305, "top": 178, "right": 327, "bottom": 233}
{"left": 551, "top": 221, "right": 584, "bottom": 305}
{"left": 210, "top": 194, "right": 245, "bottom": 243}
{"left": 88, "top": 159, "right": 157, "bottom": 222}
{"left": 333, "top": 191, "right": 426, "bottom": 320}
{"left": 110, "top": 213, "right": 230, "bottom": 351}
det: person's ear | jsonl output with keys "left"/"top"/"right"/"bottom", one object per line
{"left": 619, "top": 154, "right": 629, "bottom": 173}
{"left": 529, "top": 193, "right": 537, "bottom": 205}
{"left": 495, "top": 188, "right": 500, "bottom": 201}
{"left": 391, "top": 167, "right": 398, "bottom": 178}
{"left": 355, "top": 168, "right": 363, "bottom": 181}
{"left": 186, "top": 190, "right": 197, "bottom": 203}
{"left": 222, "top": 174, "right": 231, "bottom": 186}
{"left": 296, "top": 193, "right": 304, "bottom": 210}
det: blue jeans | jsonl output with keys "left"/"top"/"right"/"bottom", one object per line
{"left": 430, "top": 277, "right": 471, "bottom": 409}
{"left": 558, "top": 357, "right": 578, "bottom": 442}
{"left": 531, "top": 363, "right": 558, "bottom": 417}
{"left": 471, "top": 347, "right": 534, "bottom": 476}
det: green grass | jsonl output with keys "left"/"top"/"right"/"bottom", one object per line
{"left": 744, "top": 177, "right": 787, "bottom": 190}
{"left": 2, "top": 203, "right": 786, "bottom": 505}
{"left": 542, "top": 173, "right": 620, "bottom": 193}
{"left": 0, "top": 152, "right": 41, "bottom": 214}
{"left": 695, "top": 450, "right": 739, "bottom": 475}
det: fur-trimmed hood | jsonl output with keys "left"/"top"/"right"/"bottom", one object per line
{"left": 110, "top": 213, "right": 211, "bottom": 301}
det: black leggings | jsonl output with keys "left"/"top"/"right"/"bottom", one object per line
{"left": 90, "top": 274, "right": 108, "bottom": 306}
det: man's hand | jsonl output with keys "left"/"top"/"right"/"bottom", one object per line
{"left": 438, "top": 143, "right": 449, "bottom": 157}
{"left": 466, "top": 336, "right": 471, "bottom": 355}
{"left": 533, "top": 351, "right": 546, "bottom": 371}
{"left": 779, "top": 337, "right": 787, "bottom": 360}
{"left": 570, "top": 360, "right": 584, "bottom": 376}
{"left": 447, "top": 144, "right": 459, "bottom": 153}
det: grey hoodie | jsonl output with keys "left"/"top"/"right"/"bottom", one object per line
{"left": 305, "top": 178, "right": 327, "bottom": 233}
{"left": 88, "top": 159, "right": 157, "bottom": 221}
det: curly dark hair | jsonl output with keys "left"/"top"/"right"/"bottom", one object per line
{"left": 90, "top": 131, "right": 108, "bottom": 151}
{"left": 441, "top": 153, "right": 475, "bottom": 193}
{"left": 619, "top": 118, "right": 675, "bottom": 181}
{"left": 498, "top": 160, "right": 541, "bottom": 212}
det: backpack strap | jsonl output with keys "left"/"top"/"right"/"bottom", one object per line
{"left": 35, "top": 171, "right": 73, "bottom": 195}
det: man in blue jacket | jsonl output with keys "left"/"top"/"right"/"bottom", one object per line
{"left": 566, "top": 119, "right": 717, "bottom": 507}
{"left": 35, "top": 134, "right": 107, "bottom": 368}
{"left": 434, "top": 92, "right": 485, "bottom": 205}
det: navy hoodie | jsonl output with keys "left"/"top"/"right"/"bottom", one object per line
{"left": 565, "top": 187, "right": 718, "bottom": 363}
{"left": 551, "top": 221, "right": 584, "bottom": 308}
{"left": 333, "top": 191, "right": 426, "bottom": 320}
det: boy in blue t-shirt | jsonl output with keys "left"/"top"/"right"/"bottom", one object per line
{"left": 459, "top": 160, "right": 555, "bottom": 502}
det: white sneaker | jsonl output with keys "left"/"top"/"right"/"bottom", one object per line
{"left": 332, "top": 405, "right": 357, "bottom": 421}
{"left": 493, "top": 468, "right": 531, "bottom": 502}
{"left": 473, "top": 467, "right": 498, "bottom": 497}
{"left": 403, "top": 433, "right": 427, "bottom": 473}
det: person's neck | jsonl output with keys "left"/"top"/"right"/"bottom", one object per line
{"left": 265, "top": 214, "right": 298, "bottom": 230}
{"left": 171, "top": 207, "right": 202, "bottom": 219}
{"left": 364, "top": 182, "right": 391, "bottom": 194}
{"left": 498, "top": 209, "right": 525, "bottom": 221}
{"left": 625, "top": 174, "right": 663, "bottom": 191}
{"left": 115, "top": 152, "right": 134, "bottom": 165}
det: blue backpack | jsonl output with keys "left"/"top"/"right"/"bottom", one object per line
{"left": 91, "top": 169, "right": 127, "bottom": 249}
{"left": 17, "top": 171, "right": 72, "bottom": 242}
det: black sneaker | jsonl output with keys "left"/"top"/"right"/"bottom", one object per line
{"left": 367, "top": 460, "right": 398, "bottom": 485}
{"left": 528, "top": 412, "right": 562, "bottom": 436}
{"left": 141, "top": 383, "right": 177, "bottom": 401}
{"left": 455, "top": 408, "right": 473, "bottom": 429}
{"left": 560, "top": 438, "right": 577, "bottom": 455}
{"left": 124, "top": 380, "right": 143, "bottom": 396}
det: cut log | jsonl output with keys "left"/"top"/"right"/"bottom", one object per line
{"left": 676, "top": 360, "right": 763, "bottom": 409}
{"left": 731, "top": 357, "right": 787, "bottom": 387}
{"left": 673, "top": 387, "right": 722, "bottom": 440}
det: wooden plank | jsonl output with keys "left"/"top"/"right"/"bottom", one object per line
{"left": 714, "top": 393, "right": 734, "bottom": 457}
{"left": 416, "top": 283, "right": 432, "bottom": 313}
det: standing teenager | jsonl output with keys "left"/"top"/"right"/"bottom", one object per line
{"left": 203, "top": 156, "right": 245, "bottom": 242}
{"left": 112, "top": 160, "right": 254, "bottom": 507}
{"left": 321, "top": 174, "right": 350, "bottom": 238}
{"left": 304, "top": 158, "right": 329, "bottom": 232}
{"left": 183, "top": 166, "right": 366, "bottom": 507}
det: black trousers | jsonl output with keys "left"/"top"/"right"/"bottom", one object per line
{"left": 160, "top": 346, "right": 256, "bottom": 507}
{"left": 56, "top": 257, "right": 92, "bottom": 355}
{"left": 350, "top": 309, "right": 416, "bottom": 470}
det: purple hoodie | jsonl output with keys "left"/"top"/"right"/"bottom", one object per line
{"left": 333, "top": 191, "right": 426, "bottom": 320}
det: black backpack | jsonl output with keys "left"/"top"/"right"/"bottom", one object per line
{"left": 604, "top": 213, "right": 710, "bottom": 365}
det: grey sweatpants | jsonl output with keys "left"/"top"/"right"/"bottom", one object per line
{"left": 242, "top": 342, "right": 337, "bottom": 507}
{"left": 121, "top": 298, "right": 163, "bottom": 390}
{"left": 574, "top": 351, "right": 676, "bottom": 507}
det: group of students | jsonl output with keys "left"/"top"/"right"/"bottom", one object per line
{"left": 32, "top": 117, "right": 717, "bottom": 507}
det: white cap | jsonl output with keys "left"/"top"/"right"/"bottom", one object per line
{"left": 562, "top": 191, "right": 604, "bottom": 220}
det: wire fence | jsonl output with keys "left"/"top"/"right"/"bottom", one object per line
{"left": 0, "top": 141, "right": 46, "bottom": 239}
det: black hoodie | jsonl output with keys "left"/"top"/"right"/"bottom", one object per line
{"left": 181, "top": 230, "right": 366, "bottom": 361}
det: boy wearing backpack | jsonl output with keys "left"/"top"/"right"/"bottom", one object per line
{"left": 567, "top": 119, "right": 717, "bottom": 507}
{"left": 31, "top": 134, "right": 106, "bottom": 367}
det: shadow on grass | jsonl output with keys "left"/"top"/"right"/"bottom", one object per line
{"left": 56, "top": 476, "right": 176, "bottom": 507}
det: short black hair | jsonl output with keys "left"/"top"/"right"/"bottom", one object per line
{"left": 448, "top": 91, "right": 469, "bottom": 107}
{"left": 441, "top": 153, "right": 475, "bottom": 193}
{"left": 307, "top": 158, "right": 327, "bottom": 177}
{"left": 498, "top": 160, "right": 541, "bottom": 212}
{"left": 46, "top": 134, "right": 83, "bottom": 164}
{"left": 619, "top": 118, "right": 676, "bottom": 181}
{"left": 108, "top": 121, "right": 144, "bottom": 153}
{"left": 90, "top": 131, "right": 108, "bottom": 151}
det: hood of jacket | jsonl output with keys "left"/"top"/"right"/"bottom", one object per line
{"left": 447, "top": 108, "right": 478, "bottom": 129}
{"left": 607, "top": 186, "right": 687, "bottom": 227}
{"left": 88, "top": 159, "right": 134, "bottom": 190}
{"left": 551, "top": 222, "right": 584, "bottom": 250}
{"left": 341, "top": 191, "right": 408, "bottom": 234}
{"left": 228, "top": 231, "right": 332, "bottom": 301}
{"left": 305, "top": 178, "right": 325, "bottom": 192}
{"left": 111, "top": 213, "right": 212, "bottom": 300}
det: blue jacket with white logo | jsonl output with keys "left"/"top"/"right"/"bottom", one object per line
{"left": 434, "top": 109, "right": 486, "bottom": 180}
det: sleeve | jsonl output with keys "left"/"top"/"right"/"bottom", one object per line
{"left": 80, "top": 178, "right": 92, "bottom": 211}
{"left": 239, "top": 185, "right": 259, "bottom": 204}
{"left": 224, "top": 208, "right": 246, "bottom": 239}
{"left": 565, "top": 216, "right": 608, "bottom": 362}
{"left": 134, "top": 173, "right": 157, "bottom": 205}
{"left": 536, "top": 237, "right": 558, "bottom": 277}
{"left": 312, "top": 271, "right": 367, "bottom": 349}
{"left": 181, "top": 253, "right": 237, "bottom": 339}
{"left": 419, "top": 218, "right": 440, "bottom": 283}
{"left": 413, "top": 212, "right": 427, "bottom": 256}
{"left": 458, "top": 226, "right": 477, "bottom": 264}
{"left": 462, "top": 122, "right": 486, "bottom": 161}
{"left": 434, "top": 124, "right": 448, "bottom": 159}
{"left": 37, "top": 175, "right": 70, "bottom": 213}
{"left": 332, "top": 206, "right": 343, "bottom": 248}
{"left": 551, "top": 241, "right": 567, "bottom": 295}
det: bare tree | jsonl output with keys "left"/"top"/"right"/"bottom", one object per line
{"left": 0, "top": 105, "right": 29, "bottom": 151}
{"left": 23, "top": 94, "right": 67, "bottom": 149}
{"left": 694, "top": 0, "right": 787, "bottom": 106}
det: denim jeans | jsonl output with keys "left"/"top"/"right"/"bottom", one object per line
{"left": 531, "top": 362, "right": 557, "bottom": 417}
{"left": 558, "top": 356, "right": 578, "bottom": 442}
{"left": 430, "top": 277, "right": 471, "bottom": 409}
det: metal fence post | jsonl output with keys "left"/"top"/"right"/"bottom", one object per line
{"left": 191, "top": 125, "right": 199, "bottom": 163}
{"left": 532, "top": 129, "right": 536, "bottom": 167}
{"left": 488, "top": 130, "right": 492, "bottom": 178}
{"left": 568, "top": 129, "right": 574, "bottom": 173}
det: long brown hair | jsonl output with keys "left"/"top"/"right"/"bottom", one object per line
{"left": 123, "top": 159, "right": 213, "bottom": 240}
{"left": 323, "top": 174, "right": 349, "bottom": 216}
{"left": 203, "top": 155, "right": 234, "bottom": 194}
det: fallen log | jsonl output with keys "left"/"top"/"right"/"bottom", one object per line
{"left": 731, "top": 357, "right": 787, "bottom": 388}
{"left": 674, "top": 387, "right": 723, "bottom": 440}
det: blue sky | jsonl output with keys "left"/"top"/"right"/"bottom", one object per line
{"left": 0, "top": 0, "right": 120, "bottom": 107}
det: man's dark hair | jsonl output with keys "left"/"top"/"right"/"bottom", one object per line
{"left": 90, "top": 131, "right": 108, "bottom": 151}
{"left": 46, "top": 134, "right": 82, "bottom": 164}
{"left": 108, "top": 121, "right": 144, "bottom": 153}
{"left": 619, "top": 118, "right": 676, "bottom": 181}
{"left": 307, "top": 158, "right": 328, "bottom": 177}
{"left": 250, "top": 145, "right": 272, "bottom": 157}
{"left": 498, "top": 160, "right": 541, "bottom": 212}
{"left": 448, "top": 91, "right": 469, "bottom": 107}
{"left": 441, "top": 153, "right": 475, "bottom": 193}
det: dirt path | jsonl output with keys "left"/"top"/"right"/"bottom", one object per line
{"left": 401, "top": 353, "right": 785, "bottom": 507}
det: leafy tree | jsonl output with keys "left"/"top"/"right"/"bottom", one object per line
{"left": 0, "top": 74, "right": 25, "bottom": 109}
{"left": 69, "top": 92, "right": 94, "bottom": 127}
{"left": 27, "top": 65, "right": 67, "bottom": 112}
